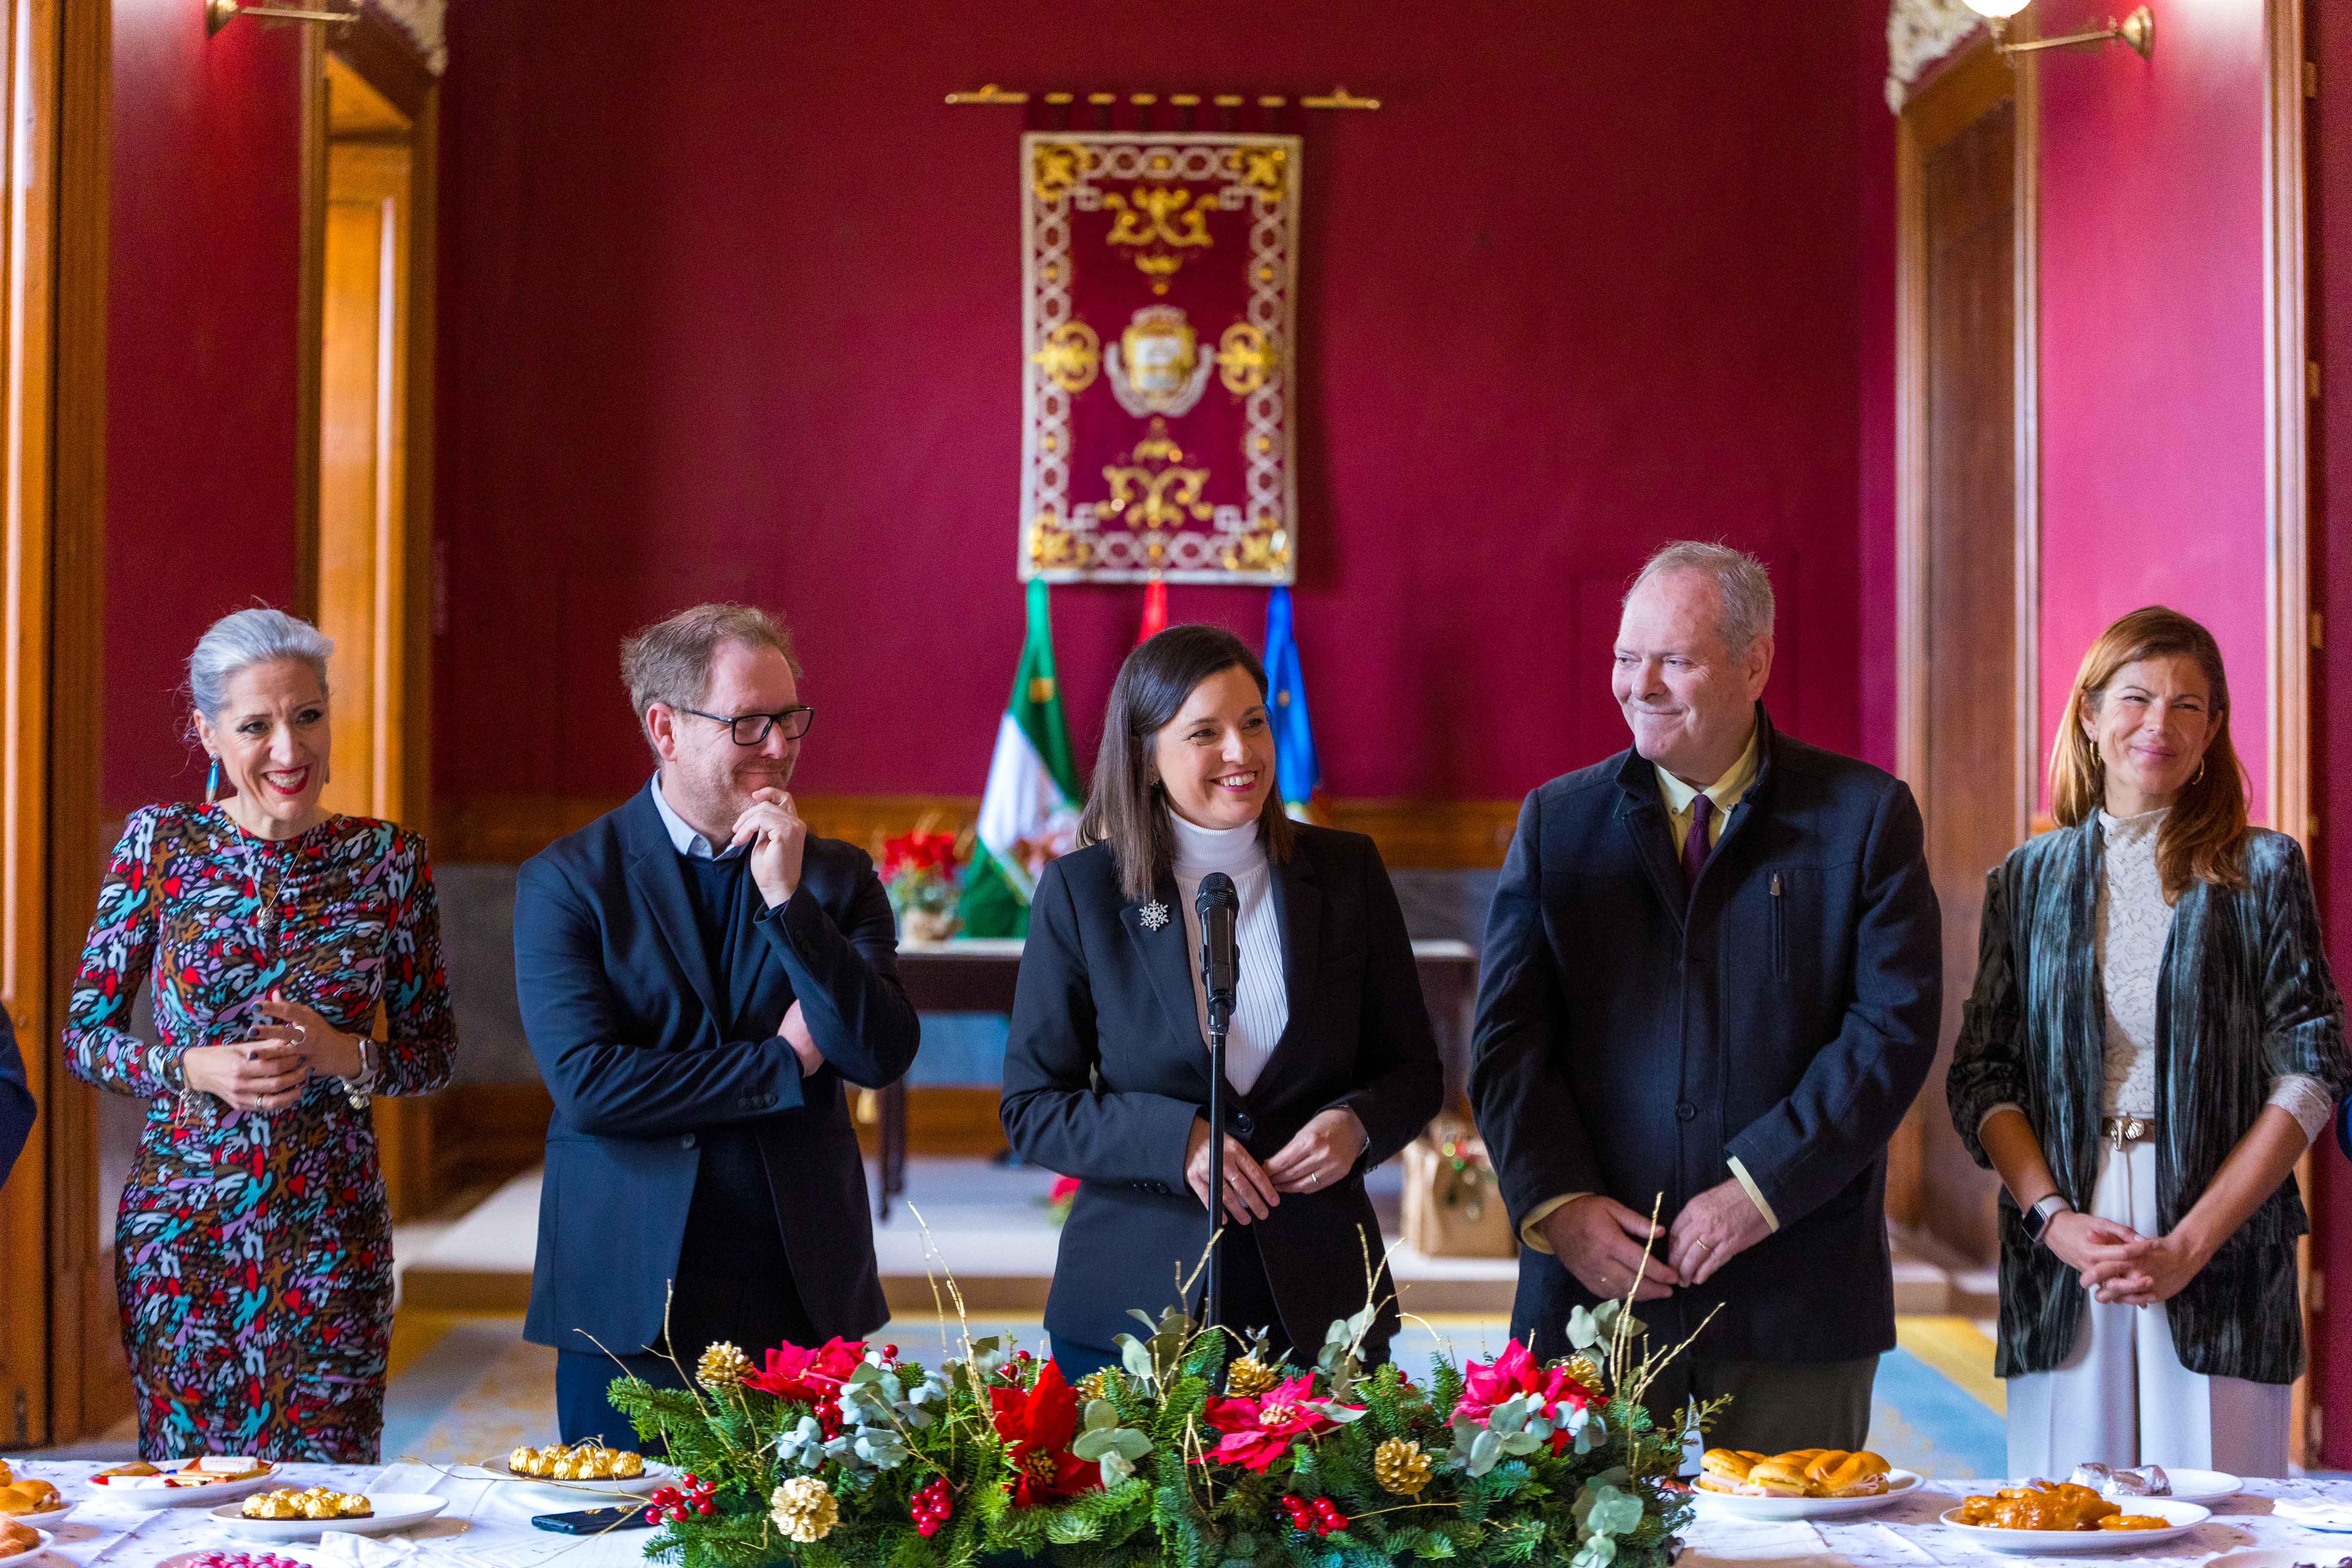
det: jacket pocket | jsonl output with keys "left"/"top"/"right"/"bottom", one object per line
{"left": 1770, "top": 873, "right": 1787, "bottom": 979}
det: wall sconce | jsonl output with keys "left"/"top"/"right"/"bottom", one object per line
{"left": 205, "top": 0, "right": 357, "bottom": 37}
{"left": 1963, "top": 0, "right": 2156, "bottom": 61}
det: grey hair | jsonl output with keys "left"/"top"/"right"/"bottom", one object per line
{"left": 620, "top": 603, "right": 802, "bottom": 744}
{"left": 1626, "top": 540, "right": 1776, "bottom": 653}
{"left": 189, "top": 607, "right": 334, "bottom": 722}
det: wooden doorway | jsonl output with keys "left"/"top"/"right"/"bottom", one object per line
{"left": 1890, "top": 40, "right": 2037, "bottom": 1266}
{"left": 301, "top": 21, "right": 438, "bottom": 1219}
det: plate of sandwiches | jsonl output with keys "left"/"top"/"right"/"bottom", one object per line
{"left": 0, "top": 1466, "right": 68, "bottom": 1525}
{"left": 0, "top": 1520, "right": 47, "bottom": 1561}
{"left": 475, "top": 1443, "right": 669, "bottom": 1500}
{"left": 88, "top": 1458, "right": 280, "bottom": 1509}
{"left": 1693, "top": 1448, "right": 1921, "bottom": 1519}
{"left": 1939, "top": 1481, "right": 2210, "bottom": 1554}
{"left": 214, "top": 1488, "right": 449, "bottom": 1542}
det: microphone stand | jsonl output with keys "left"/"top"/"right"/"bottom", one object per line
{"left": 1205, "top": 995, "right": 1231, "bottom": 1332}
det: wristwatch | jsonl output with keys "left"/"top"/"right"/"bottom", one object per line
{"left": 2021, "top": 1193, "right": 2071, "bottom": 1246}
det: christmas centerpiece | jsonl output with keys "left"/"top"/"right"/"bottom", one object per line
{"left": 606, "top": 1255, "right": 1707, "bottom": 1568}
{"left": 877, "top": 828, "right": 967, "bottom": 943}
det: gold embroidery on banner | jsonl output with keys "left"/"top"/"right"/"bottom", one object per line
{"left": 1102, "top": 418, "right": 1213, "bottom": 531}
{"left": 1102, "top": 185, "right": 1213, "bottom": 293}
{"left": 1226, "top": 144, "right": 1287, "bottom": 199}
{"left": 1222, "top": 512, "right": 1291, "bottom": 574}
{"left": 1032, "top": 142, "right": 1093, "bottom": 204}
{"left": 1028, "top": 510, "right": 1087, "bottom": 570}
{"left": 1032, "top": 321, "right": 1100, "bottom": 393}
{"left": 1216, "top": 324, "right": 1277, "bottom": 395}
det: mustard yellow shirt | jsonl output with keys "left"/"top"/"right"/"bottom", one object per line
{"left": 1518, "top": 725, "right": 1781, "bottom": 1254}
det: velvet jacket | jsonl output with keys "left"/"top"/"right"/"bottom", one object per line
{"left": 999, "top": 825, "right": 1445, "bottom": 1358}
{"left": 1948, "top": 820, "right": 2352, "bottom": 1384}
{"left": 1471, "top": 708, "right": 1943, "bottom": 1364}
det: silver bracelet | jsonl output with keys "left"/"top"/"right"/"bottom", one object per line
{"left": 341, "top": 1037, "right": 379, "bottom": 1111}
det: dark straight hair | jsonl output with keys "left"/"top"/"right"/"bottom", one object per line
{"left": 1081, "top": 623, "right": 1295, "bottom": 901}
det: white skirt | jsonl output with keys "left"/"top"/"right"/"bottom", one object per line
{"left": 2005, "top": 1137, "right": 2289, "bottom": 1478}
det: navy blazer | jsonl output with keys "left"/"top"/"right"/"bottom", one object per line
{"left": 1471, "top": 708, "right": 1942, "bottom": 1364}
{"left": 514, "top": 786, "right": 921, "bottom": 1353}
{"left": 1001, "top": 825, "right": 1445, "bottom": 1357}
{"left": 0, "top": 1006, "right": 30, "bottom": 1188}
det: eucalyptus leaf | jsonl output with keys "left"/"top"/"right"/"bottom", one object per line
{"left": 1468, "top": 1428, "right": 1503, "bottom": 1476}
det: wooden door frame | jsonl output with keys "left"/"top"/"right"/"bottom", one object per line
{"left": 297, "top": 9, "right": 439, "bottom": 1219}
{"left": 1893, "top": 37, "right": 2039, "bottom": 848}
{"left": 2266, "top": 0, "right": 2309, "bottom": 844}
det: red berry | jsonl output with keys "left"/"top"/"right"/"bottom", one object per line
{"left": 883, "top": 1344, "right": 899, "bottom": 1359}
{"left": 696, "top": 1501, "right": 715, "bottom": 1517}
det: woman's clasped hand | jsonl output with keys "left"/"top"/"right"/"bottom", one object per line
{"left": 177, "top": 995, "right": 364, "bottom": 1114}
{"left": 2046, "top": 1211, "right": 2214, "bottom": 1309}
{"left": 1185, "top": 1107, "right": 1369, "bottom": 1224}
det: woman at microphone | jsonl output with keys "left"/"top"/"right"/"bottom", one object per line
{"left": 1001, "top": 625, "right": 1444, "bottom": 1379}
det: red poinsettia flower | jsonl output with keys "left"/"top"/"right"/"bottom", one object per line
{"left": 1047, "top": 1175, "right": 1080, "bottom": 1205}
{"left": 991, "top": 1359, "right": 1099, "bottom": 1506}
{"left": 1452, "top": 1340, "right": 1596, "bottom": 1454}
{"left": 1198, "top": 1373, "right": 1357, "bottom": 1472}
{"left": 743, "top": 1336, "right": 868, "bottom": 1406}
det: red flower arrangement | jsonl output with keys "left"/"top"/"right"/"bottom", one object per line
{"left": 880, "top": 829, "right": 965, "bottom": 941}
{"left": 990, "top": 1359, "right": 1099, "bottom": 1507}
{"left": 743, "top": 1336, "right": 869, "bottom": 1407}
{"left": 880, "top": 830, "right": 962, "bottom": 881}
{"left": 1198, "top": 1373, "right": 1359, "bottom": 1473}
{"left": 1452, "top": 1340, "right": 1596, "bottom": 1455}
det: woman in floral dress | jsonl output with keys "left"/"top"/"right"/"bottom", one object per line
{"left": 64, "top": 607, "right": 456, "bottom": 1462}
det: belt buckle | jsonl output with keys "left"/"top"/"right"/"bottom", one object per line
{"left": 2107, "top": 1116, "right": 2149, "bottom": 1150}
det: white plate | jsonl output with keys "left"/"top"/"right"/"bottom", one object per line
{"left": 2150, "top": 1467, "right": 2241, "bottom": 1504}
{"left": 88, "top": 1468, "right": 280, "bottom": 1511}
{"left": 1691, "top": 1469, "right": 1923, "bottom": 1520}
{"left": 211, "top": 1494, "right": 447, "bottom": 1542}
{"left": 0, "top": 1505, "right": 67, "bottom": 1526}
{"left": 2205, "top": 1553, "right": 2339, "bottom": 1568}
{"left": 1936, "top": 1497, "right": 2211, "bottom": 1554}
{"left": 474, "top": 1460, "right": 671, "bottom": 1501}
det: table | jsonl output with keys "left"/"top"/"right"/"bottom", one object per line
{"left": 882, "top": 937, "right": 1480, "bottom": 1218}
{"left": 14, "top": 1462, "right": 2352, "bottom": 1565}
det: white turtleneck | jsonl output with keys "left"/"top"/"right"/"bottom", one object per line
{"left": 1168, "top": 811, "right": 1288, "bottom": 1095}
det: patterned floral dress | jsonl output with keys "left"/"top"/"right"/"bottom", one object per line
{"left": 64, "top": 805, "right": 456, "bottom": 1462}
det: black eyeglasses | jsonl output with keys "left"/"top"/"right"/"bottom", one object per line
{"left": 680, "top": 705, "right": 817, "bottom": 746}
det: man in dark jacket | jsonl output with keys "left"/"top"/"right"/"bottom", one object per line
{"left": 1472, "top": 542, "right": 1940, "bottom": 1454}
{"left": 514, "top": 603, "right": 920, "bottom": 1445}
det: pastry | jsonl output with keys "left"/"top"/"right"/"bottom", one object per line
{"left": 0, "top": 1481, "right": 60, "bottom": 1516}
{"left": 1695, "top": 1449, "right": 1764, "bottom": 1493}
{"left": 1741, "top": 1458, "right": 1814, "bottom": 1496}
{"left": 0, "top": 1519, "right": 37, "bottom": 1560}
{"left": 1954, "top": 1479, "right": 2138, "bottom": 1531}
{"left": 1806, "top": 1450, "right": 1891, "bottom": 1498}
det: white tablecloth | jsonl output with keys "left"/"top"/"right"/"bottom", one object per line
{"left": 1685, "top": 1476, "right": 2352, "bottom": 1564}
{"left": 14, "top": 1464, "right": 2352, "bottom": 1565}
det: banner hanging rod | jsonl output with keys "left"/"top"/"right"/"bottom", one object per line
{"left": 945, "top": 84, "right": 1379, "bottom": 110}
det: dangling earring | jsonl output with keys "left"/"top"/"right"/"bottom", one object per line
{"left": 205, "top": 756, "right": 220, "bottom": 802}
{"left": 2193, "top": 757, "right": 2207, "bottom": 786}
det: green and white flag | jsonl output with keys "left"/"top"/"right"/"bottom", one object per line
{"left": 959, "top": 579, "right": 1083, "bottom": 937}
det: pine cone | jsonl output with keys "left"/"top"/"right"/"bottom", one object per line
{"left": 1375, "top": 1438, "right": 1433, "bottom": 1496}
{"left": 1075, "top": 1369, "right": 1110, "bottom": 1403}
{"left": 1565, "top": 1354, "right": 1605, "bottom": 1390}
{"left": 697, "top": 1341, "right": 753, "bottom": 1390}
{"left": 1226, "top": 1355, "right": 1279, "bottom": 1396}
{"left": 770, "top": 1477, "right": 839, "bottom": 1543}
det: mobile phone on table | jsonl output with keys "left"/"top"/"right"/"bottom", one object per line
{"left": 531, "top": 1504, "right": 657, "bottom": 1534}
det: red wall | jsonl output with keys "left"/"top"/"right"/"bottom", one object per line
{"left": 435, "top": 0, "right": 1886, "bottom": 807}
{"left": 106, "top": 0, "right": 305, "bottom": 815}
{"left": 2034, "top": 0, "right": 2272, "bottom": 815}
{"left": 2310, "top": 0, "right": 2352, "bottom": 1473}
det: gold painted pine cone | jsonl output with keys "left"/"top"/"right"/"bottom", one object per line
{"left": 1075, "top": 1369, "right": 1110, "bottom": 1402}
{"left": 1225, "top": 1356, "right": 1279, "bottom": 1396}
{"left": 771, "top": 1477, "right": 839, "bottom": 1543}
{"left": 1375, "top": 1438, "right": 1433, "bottom": 1496}
{"left": 698, "top": 1340, "right": 754, "bottom": 1389}
{"left": 1566, "top": 1354, "right": 1605, "bottom": 1389}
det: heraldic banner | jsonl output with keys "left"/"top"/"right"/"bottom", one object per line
{"left": 1019, "top": 131, "right": 1301, "bottom": 585}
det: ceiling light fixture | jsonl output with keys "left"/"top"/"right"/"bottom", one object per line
{"left": 1961, "top": 0, "right": 2156, "bottom": 62}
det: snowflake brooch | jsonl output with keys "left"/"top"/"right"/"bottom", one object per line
{"left": 1139, "top": 901, "right": 1170, "bottom": 931}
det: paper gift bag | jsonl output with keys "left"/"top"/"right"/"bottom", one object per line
{"left": 1401, "top": 1124, "right": 1517, "bottom": 1259}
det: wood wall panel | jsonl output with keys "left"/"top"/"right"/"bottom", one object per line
{"left": 435, "top": 793, "right": 1525, "bottom": 870}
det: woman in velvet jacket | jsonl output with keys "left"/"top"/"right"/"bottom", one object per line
{"left": 1001, "top": 625, "right": 1445, "bottom": 1380}
{"left": 1948, "top": 606, "right": 2351, "bottom": 1478}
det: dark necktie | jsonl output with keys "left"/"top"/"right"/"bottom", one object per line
{"left": 1681, "top": 793, "right": 1714, "bottom": 900}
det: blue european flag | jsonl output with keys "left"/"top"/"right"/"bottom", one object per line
{"left": 1263, "top": 587, "right": 1321, "bottom": 818}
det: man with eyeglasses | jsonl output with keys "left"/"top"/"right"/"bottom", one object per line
{"left": 513, "top": 602, "right": 920, "bottom": 1445}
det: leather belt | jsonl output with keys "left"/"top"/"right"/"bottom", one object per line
{"left": 2100, "top": 1114, "right": 2155, "bottom": 1150}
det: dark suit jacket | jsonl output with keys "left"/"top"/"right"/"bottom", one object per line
{"left": 0, "top": 1006, "right": 30, "bottom": 1188}
{"left": 1951, "top": 822, "right": 2351, "bottom": 1384}
{"left": 514, "top": 785, "right": 921, "bottom": 1353}
{"left": 1001, "top": 825, "right": 1445, "bottom": 1357}
{"left": 1471, "top": 707, "right": 1942, "bottom": 1363}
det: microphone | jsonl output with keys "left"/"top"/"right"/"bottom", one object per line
{"left": 1196, "top": 871, "right": 1240, "bottom": 1034}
